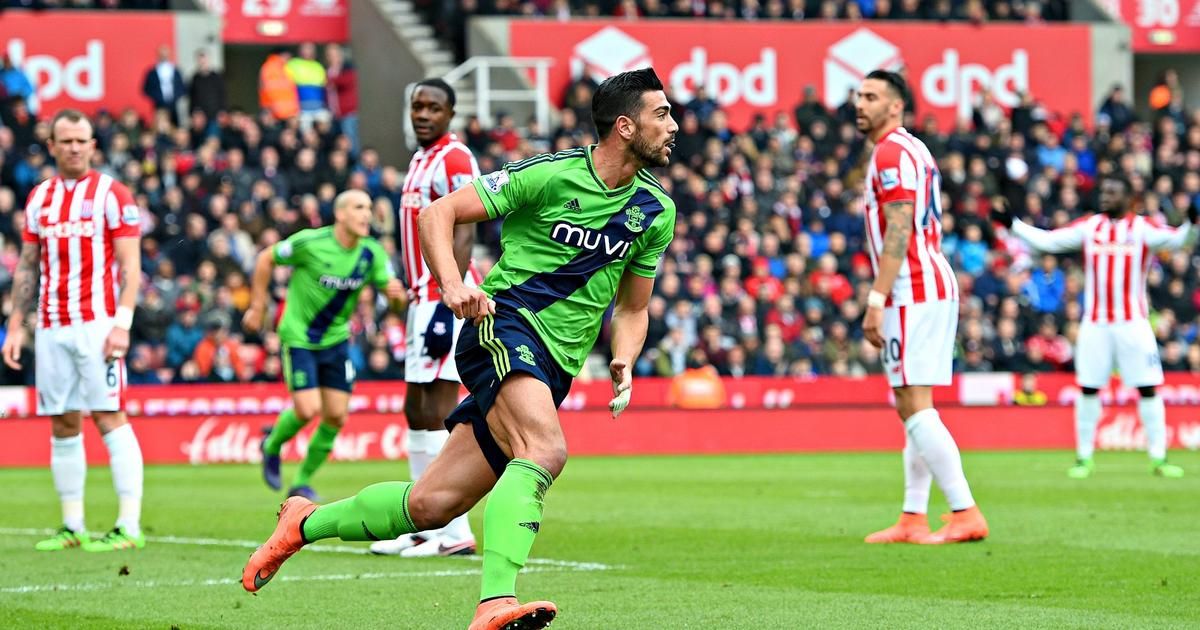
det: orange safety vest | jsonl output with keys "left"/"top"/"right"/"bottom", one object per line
{"left": 259, "top": 55, "right": 299, "bottom": 120}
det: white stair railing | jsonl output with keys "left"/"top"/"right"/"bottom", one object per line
{"left": 404, "top": 56, "right": 554, "bottom": 150}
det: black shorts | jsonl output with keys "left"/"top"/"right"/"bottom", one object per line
{"left": 283, "top": 341, "right": 356, "bottom": 393}
{"left": 444, "top": 312, "right": 573, "bottom": 477}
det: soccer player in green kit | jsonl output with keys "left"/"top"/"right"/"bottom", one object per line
{"left": 243, "top": 68, "right": 677, "bottom": 630}
{"left": 244, "top": 189, "right": 405, "bottom": 501}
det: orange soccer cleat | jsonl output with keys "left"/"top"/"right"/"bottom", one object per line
{"left": 467, "top": 597, "right": 558, "bottom": 630}
{"left": 864, "top": 512, "right": 932, "bottom": 544}
{"left": 920, "top": 505, "right": 989, "bottom": 544}
{"left": 241, "top": 496, "right": 317, "bottom": 592}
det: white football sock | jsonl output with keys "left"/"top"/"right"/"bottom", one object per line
{"left": 51, "top": 434, "right": 86, "bottom": 533}
{"left": 406, "top": 429, "right": 435, "bottom": 482}
{"left": 904, "top": 408, "right": 975, "bottom": 511}
{"left": 102, "top": 424, "right": 143, "bottom": 537}
{"left": 425, "top": 427, "right": 472, "bottom": 541}
{"left": 1075, "top": 393, "right": 1102, "bottom": 460}
{"left": 1139, "top": 395, "right": 1167, "bottom": 460}
{"left": 902, "top": 434, "right": 932, "bottom": 514}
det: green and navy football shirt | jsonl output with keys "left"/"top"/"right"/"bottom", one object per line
{"left": 471, "top": 145, "right": 676, "bottom": 376}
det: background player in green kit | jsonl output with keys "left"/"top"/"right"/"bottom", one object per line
{"left": 244, "top": 189, "right": 405, "bottom": 501}
{"left": 243, "top": 68, "right": 677, "bottom": 630}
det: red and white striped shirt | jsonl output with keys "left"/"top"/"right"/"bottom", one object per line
{"left": 398, "top": 133, "right": 481, "bottom": 303}
{"left": 1012, "top": 214, "right": 1192, "bottom": 323}
{"left": 22, "top": 170, "right": 140, "bottom": 329}
{"left": 864, "top": 127, "right": 958, "bottom": 306}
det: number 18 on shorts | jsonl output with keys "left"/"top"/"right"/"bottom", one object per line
{"left": 879, "top": 301, "right": 958, "bottom": 389}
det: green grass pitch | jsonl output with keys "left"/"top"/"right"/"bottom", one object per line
{"left": 0, "top": 450, "right": 1197, "bottom": 629}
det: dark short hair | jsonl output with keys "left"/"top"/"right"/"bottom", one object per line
{"left": 591, "top": 67, "right": 665, "bottom": 140}
{"left": 865, "top": 69, "right": 908, "bottom": 104}
{"left": 1100, "top": 174, "right": 1129, "bottom": 192}
{"left": 49, "top": 109, "right": 93, "bottom": 140}
{"left": 414, "top": 78, "right": 456, "bottom": 109}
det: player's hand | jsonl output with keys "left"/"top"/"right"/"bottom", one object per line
{"left": 2, "top": 326, "right": 25, "bottom": 370}
{"left": 990, "top": 197, "right": 1013, "bottom": 229}
{"left": 862, "top": 305, "right": 885, "bottom": 349}
{"left": 242, "top": 305, "right": 266, "bottom": 335}
{"left": 442, "top": 283, "right": 495, "bottom": 326}
{"left": 608, "top": 359, "right": 632, "bottom": 420}
{"left": 103, "top": 326, "right": 130, "bottom": 362}
{"left": 385, "top": 279, "right": 408, "bottom": 311}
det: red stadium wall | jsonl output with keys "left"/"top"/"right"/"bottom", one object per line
{"left": 509, "top": 20, "right": 1093, "bottom": 132}
{"left": 1, "top": 375, "right": 1198, "bottom": 466}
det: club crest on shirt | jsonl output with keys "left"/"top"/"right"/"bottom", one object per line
{"left": 880, "top": 168, "right": 900, "bottom": 191}
{"left": 624, "top": 205, "right": 645, "bottom": 233}
{"left": 482, "top": 170, "right": 509, "bottom": 194}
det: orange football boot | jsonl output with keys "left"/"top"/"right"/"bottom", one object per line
{"left": 242, "top": 496, "right": 317, "bottom": 592}
{"left": 920, "top": 505, "right": 989, "bottom": 544}
{"left": 467, "top": 597, "right": 558, "bottom": 630}
{"left": 864, "top": 512, "right": 931, "bottom": 543}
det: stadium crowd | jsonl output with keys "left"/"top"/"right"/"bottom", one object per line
{"left": 0, "top": 42, "right": 1199, "bottom": 387}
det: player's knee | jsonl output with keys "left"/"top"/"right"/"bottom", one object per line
{"left": 518, "top": 443, "right": 568, "bottom": 479}
{"left": 321, "top": 414, "right": 347, "bottom": 429}
{"left": 1080, "top": 387, "right": 1100, "bottom": 396}
{"left": 294, "top": 403, "right": 322, "bottom": 424}
{"left": 407, "top": 487, "right": 463, "bottom": 530}
{"left": 1138, "top": 386, "right": 1157, "bottom": 398}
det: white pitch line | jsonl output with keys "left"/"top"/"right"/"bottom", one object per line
{"left": 0, "top": 527, "right": 619, "bottom": 571}
{"left": 0, "top": 565, "right": 595, "bottom": 595}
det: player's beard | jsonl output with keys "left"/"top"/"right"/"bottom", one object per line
{"left": 630, "top": 130, "right": 669, "bottom": 168}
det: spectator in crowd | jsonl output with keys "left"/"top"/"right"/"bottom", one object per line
{"left": 188, "top": 49, "right": 226, "bottom": 123}
{"left": 0, "top": 55, "right": 36, "bottom": 118}
{"left": 324, "top": 44, "right": 360, "bottom": 156}
{"left": 259, "top": 49, "right": 299, "bottom": 122}
{"left": 142, "top": 45, "right": 186, "bottom": 126}
{"left": 287, "top": 42, "right": 329, "bottom": 130}
{"left": 192, "top": 315, "right": 244, "bottom": 379}
{"left": 1099, "top": 85, "right": 1134, "bottom": 133}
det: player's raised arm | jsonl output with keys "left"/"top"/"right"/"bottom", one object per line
{"left": 244, "top": 246, "right": 279, "bottom": 334}
{"left": 1143, "top": 214, "right": 1197, "bottom": 251}
{"left": 1009, "top": 218, "right": 1086, "bottom": 254}
{"left": 418, "top": 185, "right": 493, "bottom": 323}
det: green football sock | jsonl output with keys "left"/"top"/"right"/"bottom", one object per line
{"left": 293, "top": 422, "right": 339, "bottom": 487}
{"left": 263, "top": 408, "right": 306, "bottom": 456}
{"left": 480, "top": 459, "right": 554, "bottom": 601}
{"left": 301, "top": 481, "right": 418, "bottom": 542}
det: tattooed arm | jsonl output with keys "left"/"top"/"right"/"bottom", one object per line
{"left": 862, "top": 201, "right": 914, "bottom": 349}
{"left": 2, "top": 242, "right": 41, "bottom": 369}
{"left": 873, "top": 201, "right": 915, "bottom": 298}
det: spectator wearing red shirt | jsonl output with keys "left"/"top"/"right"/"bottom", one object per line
{"left": 808, "top": 253, "right": 853, "bottom": 306}
{"left": 325, "top": 45, "right": 360, "bottom": 156}
{"left": 764, "top": 295, "right": 804, "bottom": 344}
{"left": 744, "top": 258, "right": 784, "bottom": 303}
{"left": 1025, "top": 316, "right": 1073, "bottom": 369}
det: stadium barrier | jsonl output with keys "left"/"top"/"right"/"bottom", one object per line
{"left": 1, "top": 374, "right": 1198, "bottom": 465}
